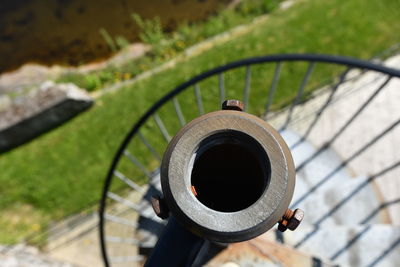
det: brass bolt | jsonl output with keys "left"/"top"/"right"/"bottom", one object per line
{"left": 278, "top": 208, "right": 304, "bottom": 232}
{"left": 222, "top": 99, "right": 244, "bottom": 111}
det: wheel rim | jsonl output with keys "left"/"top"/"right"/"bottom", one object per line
{"left": 99, "top": 54, "right": 400, "bottom": 266}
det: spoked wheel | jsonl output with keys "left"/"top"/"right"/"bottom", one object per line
{"left": 99, "top": 54, "right": 400, "bottom": 267}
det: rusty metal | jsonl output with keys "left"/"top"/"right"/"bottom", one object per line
{"left": 191, "top": 185, "right": 198, "bottom": 196}
{"left": 150, "top": 195, "right": 169, "bottom": 219}
{"left": 222, "top": 99, "right": 244, "bottom": 111}
{"left": 278, "top": 208, "right": 304, "bottom": 232}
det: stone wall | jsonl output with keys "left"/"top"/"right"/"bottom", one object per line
{"left": 0, "top": 81, "right": 93, "bottom": 153}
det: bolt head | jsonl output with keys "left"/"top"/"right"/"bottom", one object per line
{"left": 287, "top": 208, "right": 304, "bottom": 231}
{"left": 151, "top": 195, "right": 169, "bottom": 219}
{"left": 222, "top": 99, "right": 244, "bottom": 111}
{"left": 277, "top": 223, "right": 287, "bottom": 232}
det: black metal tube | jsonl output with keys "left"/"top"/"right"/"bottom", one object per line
{"left": 144, "top": 217, "right": 205, "bottom": 267}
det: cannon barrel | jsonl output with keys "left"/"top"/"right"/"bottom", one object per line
{"left": 160, "top": 105, "right": 296, "bottom": 243}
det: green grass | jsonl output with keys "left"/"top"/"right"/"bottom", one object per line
{"left": 1, "top": 0, "right": 400, "bottom": 243}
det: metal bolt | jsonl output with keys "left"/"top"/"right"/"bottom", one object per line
{"left": 277, "top": 208, "right": 304, "bottom": 232}
{"left": 222, "top": 99, "right": 244, "bottom": 111}
{"left": 151, "top": 195, "right": 169, "bottom": 219}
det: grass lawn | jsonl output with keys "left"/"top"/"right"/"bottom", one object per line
{"left": 1, "top": 0, "right": 399, "bottom": 244}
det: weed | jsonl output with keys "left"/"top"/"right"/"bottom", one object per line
{"left": 99, "top": 28, "right": 117, "bottom": 52}
{"left": 131, "top": 13, "right": 165, "bottom": 53}
{"left": 58, "top": 0, "right": 284, "bottom": 91}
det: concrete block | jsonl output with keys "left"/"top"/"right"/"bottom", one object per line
{"left": 0, "top": 81, "right": 93, "bottom": 153}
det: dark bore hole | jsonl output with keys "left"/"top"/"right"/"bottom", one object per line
{"left": 190, "top": 131, "right": 270, "bottom": 212}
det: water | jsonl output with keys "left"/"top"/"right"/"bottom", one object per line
{"left": 0, "top": 0, "right": 229, "bottom": 73}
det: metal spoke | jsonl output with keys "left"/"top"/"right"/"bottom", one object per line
{"left": 107, "top": 192, "right": 141, "bottom": 212}
{"left": 138, "top": 131, "right": 161, "bottom": 162}
{"left": 327, "top": 75, "right": 392, "bottom": 145}
{"left": 294, "top": 161, "right": 400, "bottom": 248}
{"left": 329, "top": 225, "right": 371, "bottom": 261}
{"left": 113, "top": 169, "right": 144, "bottom": 193}
{"left": 105, "top": 236, "right": 140, "bottom": 245}
{"left": 296, "top": 75, "right": 393, "bottom": 171}
{"left": 367, "top": 238, "right": 400, "bottom": 267}
{"left": 153, "top": 113, "right": 171, "bottom": 142}
{"left": 288, "top": 71, "right": 383, "bottom": 147}
{"left": 292, "top": 117, "right": 400, "bottom": 208}
{"left": 110, "top": 255, "right": 144, "bottom": 263}
{"left": 265, "top": 62, "right": 282, "bottom": 117}
{"left": 290, "top": 67, "right": 351, "bottom": 149}
{"left": 243, "top": 65, "right": 251, "bottom": 112}
{"left": 194, "top": 84, "right": 205, "bottom": 115}
{"left": 219, "top": 73, "right": 225, "bottom": 105}
{"left": 172, "top": 97, "right": 186, "bottom": 127}
{"left": 360, "top": 198, "right": 400, "bottom": 224}
{"left": 316, "top": 162, "right": 400, "bottom": 227}
{"left": 281, "top": 62, "right": 315, "bottom": 131}
{"left": 122, "top": 150, "right": 152, "bottom": 180}
{"left": 104, "top": 213, "right": 137, "bottom": 228}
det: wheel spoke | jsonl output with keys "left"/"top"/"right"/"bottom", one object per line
{"left": 265, "top": 62, "right": 282, "bottom": 117}
{"left": 113, "top": 169, "right": 144, "bottom": 193}
{"left": 290, "top": 67, "right": 352, "bottom": 149}
{"left": 153, "top": 113, "right": 171, "bottom": 142}
{"left": 104, "top": 213, "right": 138, "bottom": 228}
{"left": 138, "top": 131, "right": 161, "bottom": 162}
{"left": 107, "top": 192, "right": 142, "bottom": 212}
{"left": 280, "top": 62, "right": 315, "bottom": 131}
{"left": 172, "top": 97, "right": 186, "bottom": 126}
{"left": 219, "top": 73, "right": 225, "bottom": 105}
{"left": 105, "top": 236, "right": 140, "bottom": 245}
{"left": 243, "top": 65, "right": 251, "bottom": 112}
{"left": 122, "top": 151, "right": 152, "bottom": 180}
{"left": 292, "top": 117, "right": 400, "bottom": 207}
{"left": 109, "top": 255, "right": 144, "bottom": 263}
{"left": 296, "top": 75, "right": 393, "bottom": 171}
{"left": 194, "top": 84, "right": 205, "bottom": 115}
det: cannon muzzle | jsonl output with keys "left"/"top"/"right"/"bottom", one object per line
{"left": 160, "top": 104, "right": 296, "bottom": 243}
